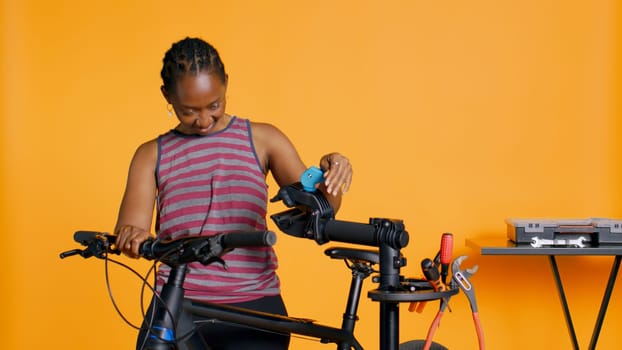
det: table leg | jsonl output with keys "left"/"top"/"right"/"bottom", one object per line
{"left": 549, "top": 255, "right": 580, "bottom": 350}
{"left": 588, "top": 255, "right": 621, "bottom": 350}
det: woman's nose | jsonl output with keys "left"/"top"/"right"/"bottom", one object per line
{"left": 196, "top": 109, "right": 212, "bottom": 126}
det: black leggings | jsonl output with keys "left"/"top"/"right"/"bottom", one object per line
{"left": 137, "top": 295, "right": 290, "bottom": 350}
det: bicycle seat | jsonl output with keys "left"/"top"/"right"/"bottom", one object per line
{"left": 324, "top": 247, "right": 379, "bottom": 264}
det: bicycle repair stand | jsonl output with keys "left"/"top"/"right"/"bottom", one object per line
{"left": 271, "top": 183, "right": 459, "bottom": 350}
{"left": 372, "top": 242, "right": 409, "bottom": 350}
{"left": 366, "top": 242, "right": 459, "bottom": 350}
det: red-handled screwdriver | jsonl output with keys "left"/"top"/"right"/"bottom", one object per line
{"left": 440, "top": 233, "right": 453, "bottom": 284}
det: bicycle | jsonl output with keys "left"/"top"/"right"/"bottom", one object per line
{"left": 60, "top": 181, "right": 476, "bottom": 350}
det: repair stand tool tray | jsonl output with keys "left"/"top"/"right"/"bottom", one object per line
{"left": 506, "top": 218, "right": 622, "bottom": 246}
{"left": 368, "top": 279, "right": 459, "bottom": 302}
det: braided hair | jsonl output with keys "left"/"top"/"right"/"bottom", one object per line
{"left": 160, "top": 37, "right": 227, "bottom": 93}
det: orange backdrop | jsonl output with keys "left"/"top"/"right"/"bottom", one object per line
{"left": 2, "top": 1, "right": 621, "bottom": 349}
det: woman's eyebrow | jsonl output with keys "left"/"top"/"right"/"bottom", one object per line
{"left": 180, "top": 97, "right": 222, "bottom": 109}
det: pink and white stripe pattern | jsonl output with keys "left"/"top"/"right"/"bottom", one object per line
{"left": 154, "top": 117, "right": 279, "bottom": 303}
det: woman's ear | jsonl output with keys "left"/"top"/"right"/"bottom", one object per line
{"left": 160, "top": 85, "right": 171, "bottom": 103}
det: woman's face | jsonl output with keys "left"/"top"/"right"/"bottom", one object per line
{"left": 166, "top": 71, "right": 227, "bottom": 136}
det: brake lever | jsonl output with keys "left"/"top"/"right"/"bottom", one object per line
{"left": 59, "top": 249, "right": 83, "bottom": 259}
{"left": 59, "top": 236, "right": 121, "bottom": 260}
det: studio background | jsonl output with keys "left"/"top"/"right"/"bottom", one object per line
{"left": 2, "top": 1, "right": 621, "bottom": 349}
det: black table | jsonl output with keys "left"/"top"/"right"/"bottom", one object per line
{"left": 466, "top": 237, "right": 622, "bottom": 350}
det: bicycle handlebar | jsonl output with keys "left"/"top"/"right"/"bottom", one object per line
{"left": 60, "top": 230, "right": 277, "bottom": 266}
{"left": 140, "top": 230, "right": 276, "bottom": 262}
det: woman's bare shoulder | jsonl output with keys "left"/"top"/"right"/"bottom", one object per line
{"left": 250, "top": 121, "right": 290, "bottom": 143}
{"left": 131, "top": 138, "right": 158, "bottom": 167}
{"left": 250, "top": 120, "right": 279, "bottom": 133}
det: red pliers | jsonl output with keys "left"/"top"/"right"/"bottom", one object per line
{"left": 452, "top": 255, "right": 485, "bottom": 350}
{"left": 422, "top": 255, "right": 485, "bottom": 350}
{"left": 421, "top": 292, "right": 451, "bottom": 350}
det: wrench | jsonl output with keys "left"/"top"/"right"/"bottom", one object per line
{"left": 530, "top": 236, "right": 587, "bottom": 248}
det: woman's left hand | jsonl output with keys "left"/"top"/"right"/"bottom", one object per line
{"left": 319, "top": 152, "right": 353, "bottom": 196}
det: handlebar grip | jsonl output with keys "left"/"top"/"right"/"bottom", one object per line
{"left": 323, "top": 220, "right": 409, "bottom": 249}
{"left": 220, "top": 230, "right": 277, "bottom": 249}
{"left": 139, "top": 238, "right": 173, "bottom": 260}
{"left": 323, "top": 220, "right": 376, "bottom": 245}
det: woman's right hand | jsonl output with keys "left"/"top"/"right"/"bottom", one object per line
{"left": 115, "top": 225, "right": 153, "bottom": 258}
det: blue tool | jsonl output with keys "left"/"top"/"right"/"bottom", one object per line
{"left": 300, "top": 166, "right": 325, "bottom": 192}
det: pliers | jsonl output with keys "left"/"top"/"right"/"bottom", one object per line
{"left": 421, "top": 290, "right": 452, "bottom": 350}
{"left": 452, "top": 255, "right": 486, "bottom": 350}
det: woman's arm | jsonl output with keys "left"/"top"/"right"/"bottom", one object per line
{"left": 114, "top": 140, "right": 158, "bottom": 258}
{"left": 252, "top": 122, "right": 352, "bottom": 212}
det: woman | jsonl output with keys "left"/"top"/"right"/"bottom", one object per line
{"left": 115, "top": 37, "right": 353, "bottom": 349}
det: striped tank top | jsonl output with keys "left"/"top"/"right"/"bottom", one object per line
{"left": 155, "top": 116, "right": 280, "bottom": 303}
